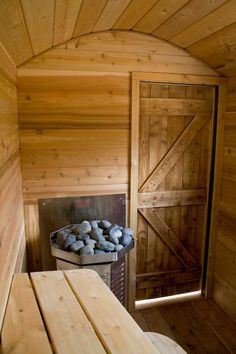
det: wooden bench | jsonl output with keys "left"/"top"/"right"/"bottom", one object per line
{"left": 1, "top": 270, "right": 160, "bottom": 354}
{"left": 145, "top": 332, "right": 187, "bottom": 354}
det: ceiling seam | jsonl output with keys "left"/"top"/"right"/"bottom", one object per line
{"left": 18, "top": 0, "right": 35, "bottom": 57}
{"left": 111, "top": 0, "right": 133, "bottom": 29}
{"left": 52, "top": 0, "right": 56, "bottom": 48}
{"left": 112, "top": 0, "right": 160, "bottom": 30}
{"left": 132, "top": 0, "right": 189, "bottom": 33}
{"left": 149, "top": 0, "right": 192, "bottom": 36}
{"left": 18, "top": 2, "right": 35, "bottom": 55}
{"left": 72, "top": 0, "right": 85, "bottom": 38}
{"left": 91, "top": 0, "right": 109, "bottom": 32}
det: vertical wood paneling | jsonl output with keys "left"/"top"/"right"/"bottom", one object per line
{"left": 24, "top": 204, "right": 41, "bottom": 271}
{"left": 213, "top": 77, "right": 236, "bottom": 322}
{"left": 135, "top": 80, "right": 215, "bottom": 300}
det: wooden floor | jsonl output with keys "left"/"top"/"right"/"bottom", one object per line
{"left": 131, "top": 298, "right": 236, "bottom": 354}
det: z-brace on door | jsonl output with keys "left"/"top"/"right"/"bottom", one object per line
{"left": 130, "top": 75, "right": 217, "bottom": 302}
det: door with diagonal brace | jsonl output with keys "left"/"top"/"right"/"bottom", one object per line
{"left": 132, "top": 80, "right": 216, "bottom": 300}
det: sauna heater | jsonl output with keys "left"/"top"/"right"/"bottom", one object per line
{"left": 38, "top": 194, "right": 133, "bottom": 307}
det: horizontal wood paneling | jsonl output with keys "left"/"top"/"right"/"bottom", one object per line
{"left": 0, "top": 52, "right": 25, "bottom": 329}
{"left": 213, "top": 77, "right": 236, "bottom": 322}
{"left": 18, "top": 32, "right": 217, "bottom": 77}
{"left": 18, "top": 73, "right": 130, "bottom": 129}
{"left": 17, "top": 31, "right": 220, "bottom": 272}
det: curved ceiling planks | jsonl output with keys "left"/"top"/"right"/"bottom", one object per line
{"left": 0, "top": 0, "right": 235, "bottom": 76}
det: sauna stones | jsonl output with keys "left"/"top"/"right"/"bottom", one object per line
{"left": 96, "top": 241, "right": 115, "bottom": 252}
{"left": 99, "top": 220, "right": 111, "bottom": 229}
{"left": 89, "top": 220, "right": 99, "bottom": 229}
{"left": 56, "top": 230, "right": 69, "bottom": 246}
{"left": 120, "top": 235, "right": 132, "bottom": 247}
{"left": 90, "top": 229, "right": 106, "bottom": 242}
{"left": 107, "top": 234, "right": 119, "bottom": 245}
{"left": 79, "top": 245, "right": 94, "bottom": 256}
{"left": 94, "top": 249, "right": 106, "bottom": 255}
{"left": 54, "top": 218, "right": 134, "bottom": 255}
{"left": 70, "top": 240, "right": 84, "bottom": 252}
{"left": 63, "top": 234, "right": 76, "bottom": 250}
{"left": 77, "top": 233, "right": 90, "bottom": 241}
{"left": 85, "top": 239, "right": 97, "bottom": 248}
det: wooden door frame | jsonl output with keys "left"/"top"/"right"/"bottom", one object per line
{"left": 128, "top": 72, "right": 226, "bottom": 311}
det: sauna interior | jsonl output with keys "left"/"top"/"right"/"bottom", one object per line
{"left": 0, "top": 1, "right": 236, "bottom": 353}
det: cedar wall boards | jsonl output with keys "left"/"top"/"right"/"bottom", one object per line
{"left": 0, "top": 43, "right": 26, "bottom": 329}
{"left": 213, "top": 77, "right": 236, "bottom": 322}
{"left": 17, "top": 31, "right": 219, "bottom": 271}
{"left": 15, "top": 31, "right": 236, "bottom": 320}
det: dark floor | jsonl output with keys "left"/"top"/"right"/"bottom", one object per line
{"left": 131, "top": 298, "right": 236, "bottom": 354}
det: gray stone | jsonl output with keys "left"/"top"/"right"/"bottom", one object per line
{"left": 89, "top": 220, "right": 99, "bottom": 229}
{"left": 72, "top": 221, "right": 91, "bottom": 234}
{"left": 90, "top": 229, "right": 105, "bottom": 242}
{"left": 115, "top": 244, "right": 124, "bottom": 252}
{"left": 70, "top": 240, "right": 84, "bottom": 252}
{"left": 109, "top": 225, "right": 119, "bottom": 236}
{"left": 119, "top": 234, "right": 132, "bottom": 247}
{"left": 122, "top": 227, "right": 134, "bottom": 237}
{"left": 71, "top": 224, "right": 81, "bottom": 234}
{"left": 94, "top": 249, "right": 106, "bottom": 255}
{"left": 85, "top": 239, "right": 97, "bottom": 248}
{"left": 110, "top": 229, "right": 122, "bottom": 238}
{"left": 80, "top": 221, "right": 92, "bottom": 233}
{"left": 107, "top": 234, "right": 119, "bottom": 245}
{"left": 77, "top": 233, "right": 90, "bottom": 241}
{"left": 79, "top": 245, "right": 94, "bottom": 256}
{"left": 99, "top": 220, "right": 111, "bottom": 229}
{"left": 56, "top": 230, "right": 69, "bottom": 246}
{"left": 96, "top": 241, "right": 115, "bottom": 252}
{"left": 63, "top": 234, "right": 76, "bottom": 250}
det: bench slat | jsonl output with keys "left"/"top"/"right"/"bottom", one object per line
{"left": 31, "top": 271, "right": 105, "bottom": 354}
{"left": 65, "top": 269, "right": 160, "bottom": 354}
{"left": 1, "top": 273, "right": 52, "bottom": 354}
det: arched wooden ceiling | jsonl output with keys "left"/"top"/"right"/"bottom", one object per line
{"left": 0, "top": 0, "right": 235, "bottom": 76}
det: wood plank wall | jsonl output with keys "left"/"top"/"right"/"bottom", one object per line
{"left": 0, "top": 43, "right": 26, "bottom": 330}
{"left": 213, "top": 77, "right": 236, "bottom": 322}
{"left": 17, "top": 31, "right": 218, "bottom": 272}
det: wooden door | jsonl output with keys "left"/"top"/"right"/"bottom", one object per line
{"left": 133, "top": 80, "right": 215, "bottom": 301}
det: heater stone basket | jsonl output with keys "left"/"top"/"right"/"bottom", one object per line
{"left": 50, "top": 225, "right": 134, "bottom": 307}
